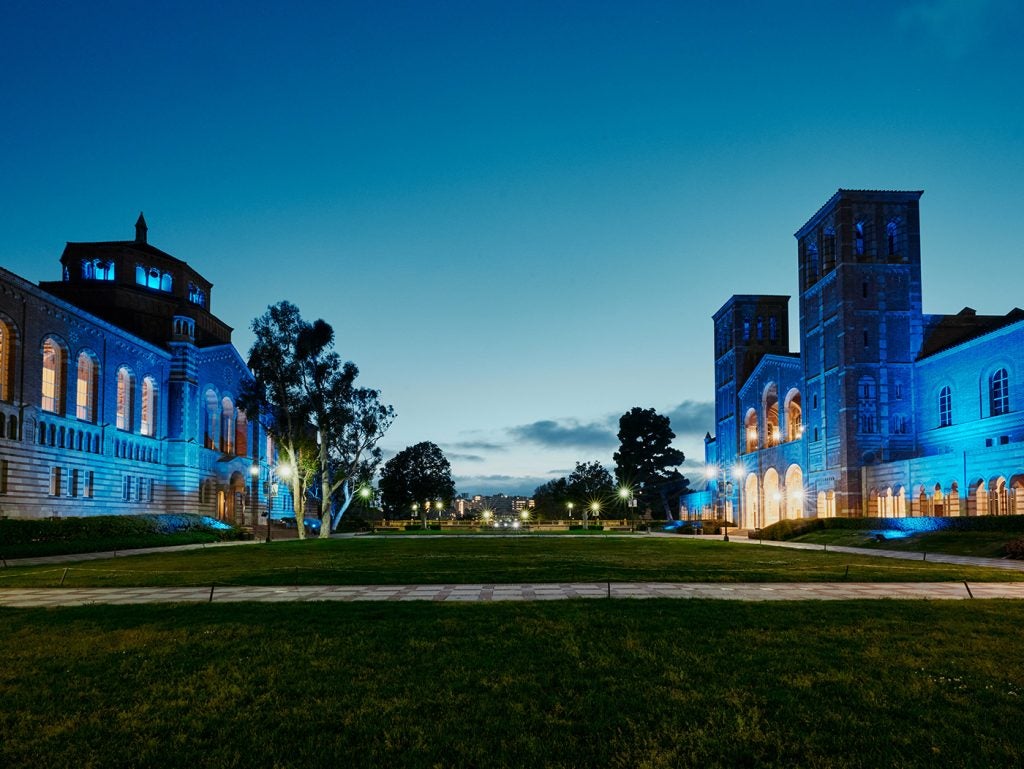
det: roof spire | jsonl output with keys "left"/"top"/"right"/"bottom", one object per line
{"left": 135, "top": 212, "right": 148, "bottom": 243}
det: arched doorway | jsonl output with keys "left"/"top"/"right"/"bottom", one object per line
{"left": 784, "top": 389, "right": 802, "bottom": 441}
{"left": 991, "top": 477, "right": 1008, "bottom": 515}
{"left": 762, "top": 468, "right": 781, "bottom": 527}
{"left": 893, "top": 486, "right": 907, "bottom": 518}
{"left": 784, "top": 464, "right": 803, "bottom": 519}
{"left": 969, "top": 479, "right": 987, "bottom": 517}
{"left": 226, "top": 471, "right": 246, "bottom": 525}
{"left": 764, "top": 384, "right": 780, "bottom": 447}
{"left": 1011, "top": 476, "right": 1024, "bottom": 516}
{"left": 933, "top": 484, "right": 945, "bottom": 517}
{"left": 744, "top": 473, "right": 759, "bottom": 529}
{"left": 949, "top": 482, "right": 961, "bottom": 517}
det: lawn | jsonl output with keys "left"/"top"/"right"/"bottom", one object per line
{"left": 1, "top": 536, "right": 1021, "bottom": 587}
{"left": 2, "top": 600, "right": 1022, "bottom": 768}
{"left": 791, "top": 528, "right": 1019, "bottom": 558}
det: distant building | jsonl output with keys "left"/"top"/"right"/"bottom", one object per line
{"left": 0, "top": 215, "right": 282, "bottom": 521}
{"left": 684, "top": 189, "right": 1024, "bottom": 524}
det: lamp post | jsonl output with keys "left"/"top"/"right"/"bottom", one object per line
{"left": 566, "top": 501, "right": 574, "bottom": 528}
{"left": 412, "top": 502, "right": 419, "bottom": 527}
{"left": 590, "top": 501, "right": 600, "bottom": 529}
{"left": 249, "top": 464, "right": 260, "bottom": 530}
{"left": 618, "top": 486, "right": 635, "bottom": 530}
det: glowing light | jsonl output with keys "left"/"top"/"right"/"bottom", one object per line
{"left": 772, "top": 492, "right": 781, "bottom": 501}
{"left": 619, "top": 486, "right": 632, "bottom": 498}
{"left": 249, "top": 465, "right": 259, "bottom": 477}
{"left": 359, "top": 486, "right": 372, "bottom": 499}
{"left": 590, "top": 502, "right": 600, "bottom": 512}
{"left": 731, "top": 464, "right": 745, "bottom": 481}
{"left": 704, "top": 465, "right": 718, "bottom": 480}
{"left": 791, "top": 489, "right": 804, "bottom": 502}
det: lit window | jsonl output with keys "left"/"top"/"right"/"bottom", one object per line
{"left": 141, "top": 377, "right": 157, "bottom": 436}
{"left": 205, "top": 389, "right": 218, "bottom": 449}
{"left": 990, "top": 369, "right": 1009, "bottom": 416}
{"left": 0, "top": 321, "right": 11, "bottom": 402}
{"left": 41, "top": 338, "right": 64, "bottom": 413}
{"left": 116, "top": 367, "right": 135, "bottom": 431}
{"left": 221, "top": 397, "right": 235, "bottom": 453}
{"left": 855, "top": 221, "right": 865, "bottom": 256}
{"left": 939, "top": 386, "right": 952, "bottom": 427}
{"left": 50, "top": 466, "right": 62, "bottom": 496}
{"left": 76, "top": 352, "right": 97, "bottom": 422}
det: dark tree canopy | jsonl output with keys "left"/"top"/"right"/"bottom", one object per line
{"left": 566, "top": 461, "right": 615, "bottom": 507}
{"left": 613, "top": 407, "right": 689, "bottom": 519}
{"left": 531, "top": 477, "right": 569, "bottom": 520}
{"left": 379, "top": 442, "right": 456, "bottom": 518}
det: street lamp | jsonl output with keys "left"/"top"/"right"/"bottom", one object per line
{"left": 566, "top": 501, "right": 574, "bottom": 526}
{"left": 590, "top": 501, "right": 600, "bottom": 529}
{"left": 249, "top": 464, "right": 260, "bottom": 530}
{"left": 618, "top": 486, "right": 635, "bottom": 530}
{"left": 412, "top": 502, "right": 419, "bottom": 526}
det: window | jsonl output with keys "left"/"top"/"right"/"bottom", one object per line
{"left": 137, "top": 476, "right": 144, "bottom": 501}
{"left": 116, "top": 367, "right": 135, "bottom": 431}
{"left": 205, "top": 389, "right": 219, "bottom": 449}
{"left": 858, "top": 376, "right": 877, "bottom": 434}
{"left": 756, "top": 316, "right": 764, "bottom": 341}
{"left": 188, "top": 282, "right": 206, "bottom": 307}
{"left": 221, "top": 397, "right": 235, "bottom": 453}
{"left": 136, "top": 265, "right": 172, "bottom": 292}
{"left": 0, "top": 321, "right": 12, "bottom": 402}
{"left": 82, "top": 259, "right": 115, "bottom": 280}
{"left": 50, "top": 467, "right": 62, "bottom": 496}
{"left": 990, "top": 369, "right": 1009, "bottom": 416}
{"left": 41, "top": 338, "right": 64, "bottom": 414}
{"left": 148, "top": 478, "right": 155, "bottom": 502}
{"left": 863, "top": 330, "right": 869, "bottom": 348}
{"left": 123, "top": 475, "right": 132, "bottom": 501}
{"left": 0, "top": 459, "right": 8, "bottom": 494}
{"left": 769, "top": 316, "right": 777, "bottom": 342}
{"left": 855, "top": 221, "right": 865, "bottom": 256}
{"left": 862, "top": 282, "right": 869, "bottom": 299}
{"left": 141, "top": 377, "right": 157, "bottom": 436}
{"left": 742, "top": 319, "right": 751, "bottom": 342}
{"left": 85, "top": 470, "right": 94, "bottom": 498}
{"left": 887, "top": 221, "right": 898, "bottom": 256}
{"left": 70, "top": 468, "right": 79, "bottom": 497}
{"left": 939, "top": 386, "right": 952, "bottom": 427}
{"left": 76, "top": 351, "right": 97, "bottom": 421}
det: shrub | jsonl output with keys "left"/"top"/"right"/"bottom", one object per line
{"left": 758, "top": 514, "right": 1024, "bottom": 541}
{"left": 1004, "top": 537, "right": 1024, "bottom": 559}
{"left": 0, "top": 514, "right": 239, "bottom": 547}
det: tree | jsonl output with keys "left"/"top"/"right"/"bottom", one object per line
{"left": 532, "top": 477, "right": 569, "bottom": 521}
{"left": 379, "top": 442, "right": 456, "bottom": 523}
{"left": 613, "top": 407, "right": 689, "bottom": 520}
{"left": 566, "top": 460, "right": 615, "bottom": 523}
{"left": 240, "top": 301, "right": 394, "bottom": 539}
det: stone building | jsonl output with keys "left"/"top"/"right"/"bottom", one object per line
{"left": 0, "top": 215, "right": 283, "bottom": 522}
{"left": 685, "top": 189, "right": 1024, "bottom": 525}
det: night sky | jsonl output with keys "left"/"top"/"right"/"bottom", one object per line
{"left": 2, "top": 1, "right": 1023, "bottom": 494}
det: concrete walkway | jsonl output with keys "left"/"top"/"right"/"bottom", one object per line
{"left": 2, "top": 580, "right": 1024, "bottom": 607}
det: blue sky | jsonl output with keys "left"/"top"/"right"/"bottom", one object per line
{"left": 2, "top": 1, "right": 1023, "bottom": 494}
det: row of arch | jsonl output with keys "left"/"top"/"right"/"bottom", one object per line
{"left": 37, "top": 421, "right": 102, "bottom": 453}
{"left": 869, "top": 476, "right": 1024, "bottom": 517}
{"left": 744, "top": 384, "right": 802, "bottom": 452}
{"left": 738, "top": 465, "right": 810, "bottom": 530}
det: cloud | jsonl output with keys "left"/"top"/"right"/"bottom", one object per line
{"left": 665, "top": 400, "right": 716, "bottom": 437}
{"left": 447, "top": 452, "right": 485, "bottom": 463}
{"left": 508, "top": 419, "right": 617, "bottom": 449}
{"left": 453, "top": 474, "right": 558, "bottom": 496}
{"left": 897, "top": 0, "right": 1010, "bottom": 58}
{"left": 448, "top": 440, "right": 506, "bottom": 452}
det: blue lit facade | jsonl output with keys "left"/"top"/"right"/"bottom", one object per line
{"left": 0, "top": 216, "right": 289, "bottom": 522}
{"left": 684, "top": 189, "right": 1024, "bottom": 526}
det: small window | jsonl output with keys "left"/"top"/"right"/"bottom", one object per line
{"left": 743, "top": 319, "right": 751, "bottom": 342}
{"left": 813, "top": 427, "right": 819, "bottom": 441}
{"left": 0, "top": 459, "right": 8, "bottom": 494}
{"left": 1000, "top": 435, "right": 1010, "bottom": 446}
{"left": 863, "top": 330, "right": 869, "bottom": 348}
{"left": 50, "top": 467, "right": 62, "bottom": 496}
{"left": 985, "top": 438, "right": 994, "bottom": 448}
{"left": 756, "top": 316, "right": 764, "bottom": 341}
{"left": 855, "top": 222, "right": 865, "bottom": 256}
{"left": 769, "top": 316, "right": 777, "bottom": 342}
{"left": 85, "top": 470, "right": 94, "bottom": 498}
{"left": 123, "top": 475, "right": 132, "bottom": 501}
{"left": 70, "top": 468, "right": 79, "bottom": 497}
{"left": 812, "top": 394, "right": 818, "bottom": 409}
{"left": 887, "top": 221, "right": 898, "bottom": 256}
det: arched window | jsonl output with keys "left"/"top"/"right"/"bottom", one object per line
{"left": 763, "top": 384, "right": 779, "bottom": 447}
{"left": 756, "top": 316, "right": 764, "bottom": 341}
{"left": 235, "top": 409, "right": 249, "bottom": 457}
{"left": 204, "top": 389, "right": 218, "bottom": 449}
{"left": 785, "top": 389, "right": 802, "bottom": 441}
{"left": 990, "top": 369, "right": 1009, "bottom": 416}
{"left": 141, "top": 376, "right": 157, "bottom": 436}
{"left": 742, "top": 319, "right": 751, "bottom": 341}
{"left": 116, "top": 366, "right": 135, "bottom": 431}
{"left": 160, "top": 272, "right": 173, "bottom": 292}
{"left": 855, "top": 221, "right": 865, "bottom": 256}
{"left": 41, "top": 338, "right": 66, "bottom": 414}
{"left": 76, "top": 351, "right": 98, "bottom": 422}
{"left": 744, "top": 409, "right": 759, "bottom": 452}
{"left": 0, "top": 320, "right": 13, "bottom": 402}
{"left": 769, "top": 316, "right": 777, "bottom": 342}
{"left": 939, "top": 386, "right": 952, "bottom": 427}
{"left": 887, "top": 220, "right": 898, "bottom": 256}
{"left": 806, "top": 241, "right": 819, "bottom": 284}
{"left": 221, "top": 397, "right": 235, "bottom": 453}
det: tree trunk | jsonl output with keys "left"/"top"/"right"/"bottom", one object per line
{"left": 330, "top": 481, "right": 353, "bottom": 532}
{"left": 292, "top": 473, "right": 305, "bottom": 540}
{"left": 318, "top": 442, "right": 332, "bottom": 539}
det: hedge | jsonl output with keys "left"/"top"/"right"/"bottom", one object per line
{"left": 756, "top": 515, "right": 1024, "bottom": 541}
{"left": 0, "top": 514, "right": 239, "bottom": 547}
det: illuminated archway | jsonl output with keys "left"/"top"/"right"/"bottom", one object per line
{"left": 784, "top": 464, "right": 803, "bottom": 519}
{"left": 744, "top": 473, "right": 759, "bottom": 529}
{"left": 744, "top": 409, "right": 759, "bottom": 452}
{"left": 763, "top": 384, "right": 780, "bottom": 447}
{"left": 932, "top": 484, "right": 945, "bottom": 517}
{"left": 784, "top": 389, "right": 802, "bottom": 442}
{"left": 968, "top": 478, "right": 987, "bottom": 517}
{"left": 762, "top": 468, "right": 781, "bottom": 527}
{"left": 949, "top": 481, "right": 961, "bottom": 517}
{"left": 1010, "top": 476, "right": 1024, "bottom": 516}
{"left": 990, "top": 477, "right": 1008, "bottom": 516}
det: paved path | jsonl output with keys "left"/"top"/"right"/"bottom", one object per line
{"left": 3, "top": 580, "right": 1024, "bottom": 607}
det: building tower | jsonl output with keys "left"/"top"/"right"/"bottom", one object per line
{"left": 794, "top": 190, "right": 924, "bottom": 517}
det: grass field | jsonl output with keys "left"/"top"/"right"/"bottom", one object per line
{"left": 2, "top": 599, "right": 1023, "bottom": 769}
{"left": 790, "top": 528, "right": 1019, "bottom": 558}
{"left": 2, "top": 536, "right": 1021, "bottom": 588}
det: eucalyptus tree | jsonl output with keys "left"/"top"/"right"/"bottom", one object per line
{"left": 240, "top": 301, "right": 394, "bottom": 539}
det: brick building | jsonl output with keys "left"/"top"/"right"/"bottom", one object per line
{"left": 685, "top": 189, "right": 1024, "bottom": 525}
{"left": 0, "top": 216, "right": 282, "bottom": 522}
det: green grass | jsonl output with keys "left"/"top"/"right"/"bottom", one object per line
{"left": 2, "top": 600, "right": 1023, "bottom": 768}
{"left": 1, "top": 537, "right": 1020, "bottom": 587}
{"left": 792, "top": 529, "right": 1019, "bottom": 558}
